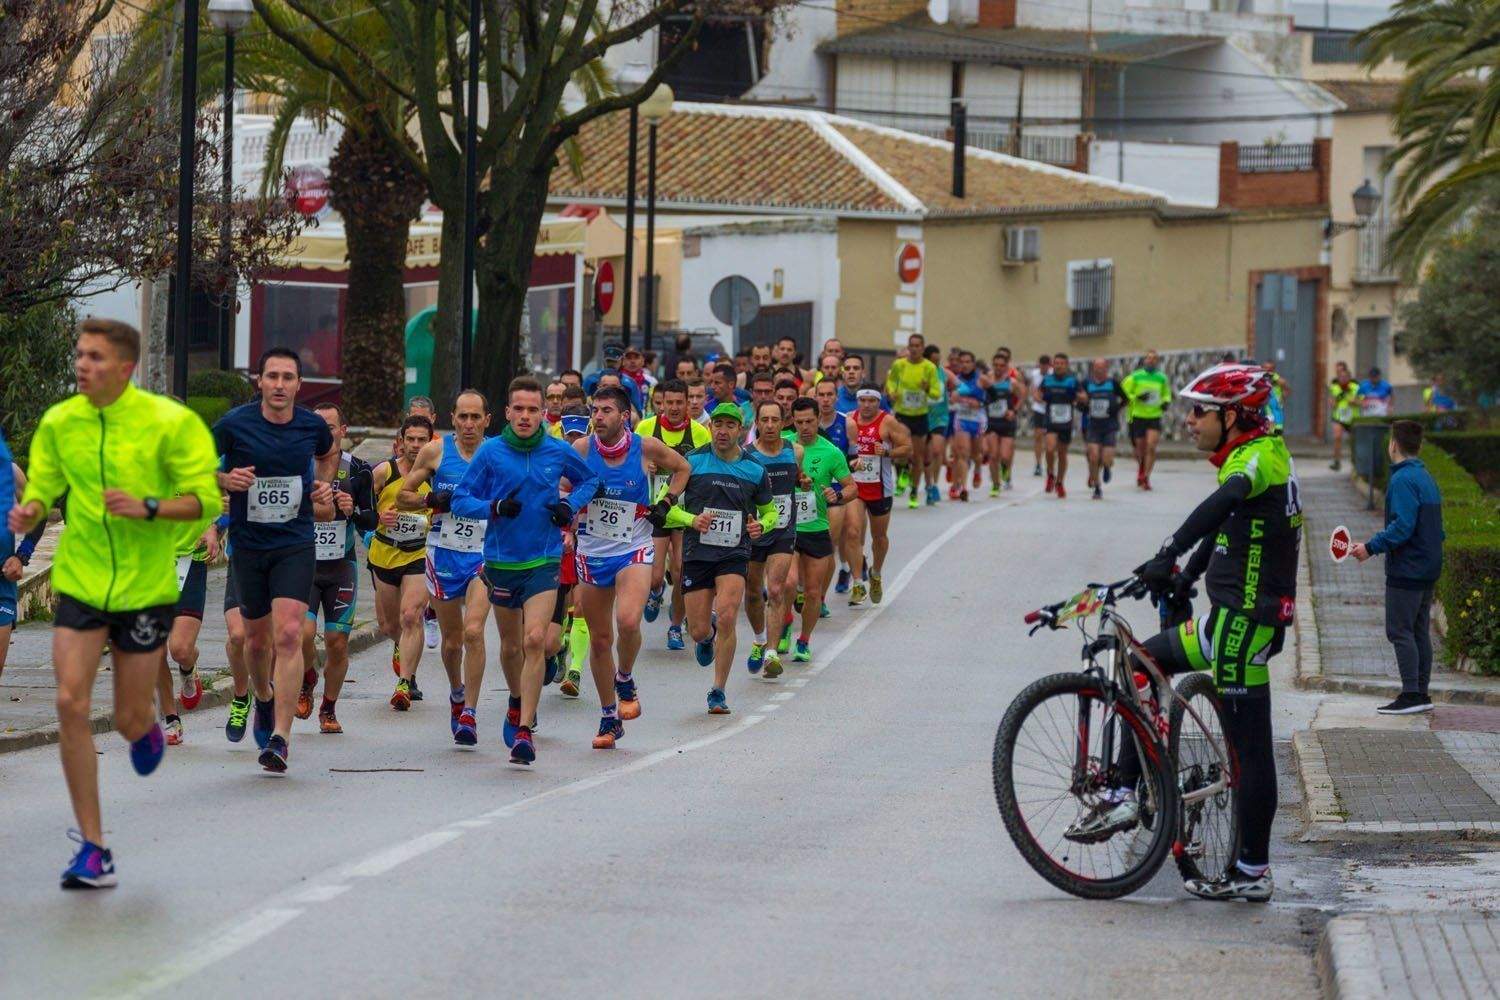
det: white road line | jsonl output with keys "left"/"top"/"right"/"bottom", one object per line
{"left": 788, "top": 678, "right": 809, "bottom": 688}
{"left": 770, "top": 692, "right": 796, "bottom": 702}
{"left": 119, "top": 498, "right": 1021, "bottom": 993}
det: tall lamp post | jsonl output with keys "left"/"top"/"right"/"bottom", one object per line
{"left": 460, "top": 0, "right": 480, "bottom": 390}
{"left": 208, "top": 0, "right": 253, "bottom": 374}
{"left": 617, "top": 62, "right": 650, "bottom": 349}
{"left": 172, "top": 0, "right": 202, "bottom": 400}
{"left": 639, "top": 83, "right": 673, "bottom": 355}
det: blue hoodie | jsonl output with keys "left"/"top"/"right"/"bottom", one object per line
{"left": 1367, "top": 457, "right": 1445, "bottom": 589}
{"left": 450, "top": 433, "right": 601, "bottom": 569}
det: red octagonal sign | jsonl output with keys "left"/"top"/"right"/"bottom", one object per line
{"left": 284, "top": 165, "right": 330, "bottom": 218}
{"left": 897, "top": 242, "right": 923, "bottom": 284}
{"left": 1329, "top": 524, "right": 1352, "bottom": 562}
{"left": 595, "top": 260, "right": 616, "bottom": 314}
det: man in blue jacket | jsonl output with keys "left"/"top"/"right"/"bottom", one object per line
{"left": 1352, "top": 420, "right": 1445, "bottom": 715}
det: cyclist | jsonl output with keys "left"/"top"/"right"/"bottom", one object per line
{"left": 1122, "top": 350, "right": 1171, "bottom": 491}
{"left": 1075, "top": 364, "right": 1298, "bottom": 903}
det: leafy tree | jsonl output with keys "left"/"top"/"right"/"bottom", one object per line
{"left": 1397, "top": 215, "right": 1500, "bottom": 402}
{"left": 0, "top": 301, "right": 77, "bottom": 463}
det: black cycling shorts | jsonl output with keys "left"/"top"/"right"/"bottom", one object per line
{"left": 56, "top": 595, "right": 173, "bottom": 654}
{"left": 233, "top": 543, "right": 316, "bottom": 620}
{"left": 223, "top": 558, "right": 240, "bottom": 614}
{"left": 1129, "top": 417, "right": 1162, "bottom": 440}
{"left": 987, "top": 418, "right": 1017, "bottom": 439}
{"left": 751, "top": 534, "right": 796, "bottom": 561}
{"left": 1047, "top": 426, "right": 1073, "bottom": 445}
{"left": 794, "top": 530, "right": 835, "bottom": 560}
{"left": 895, "top": 413, "right": 929, "bottom": 443}
{"left": 862, "top": 496, "right": 894, "bottom": 518}
{"left": 681, "top": 558, "right": 748, "bottom": 593}
{"left": 175, "top": 558, "right": 208, "bottom": 620}
{"left": 552, "top": 583, "right": 572, "bottom": 626}
{"left": 1085, "top": 423, "right": 1118, "bottom": 448}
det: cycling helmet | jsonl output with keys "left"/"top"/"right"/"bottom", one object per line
{"left": 1180, "top": 364, "right": 1274, "bottom": 412}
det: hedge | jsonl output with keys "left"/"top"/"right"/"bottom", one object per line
{"left": 186, "top": 395, "right": 232, "bottom": 427}
{"left": 1429, "top": 431, "right": 1500, "bottom": 494}
{"left": 1422, "top": 438, "right": 1500, "bottom": 674}
{"left": 186, "top": 369, "right": 255, "bottom": 406}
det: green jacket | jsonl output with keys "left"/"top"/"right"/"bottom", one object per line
{"left": 1121, "top": 368, "right": 1172, "bottom": 420}
{"left": 23, "top": 384, "right": 221, "bottom": 611}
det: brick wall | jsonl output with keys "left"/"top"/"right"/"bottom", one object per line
{"left": 1218, "top": 138, "right": 1331, "bottom": 210}
{"left": 837, "top": 0, "right": 929, "bottom": 34}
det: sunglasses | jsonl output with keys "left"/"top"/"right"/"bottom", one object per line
{"left": 1190, "top": 404, "right": 1220, "bottom": 418}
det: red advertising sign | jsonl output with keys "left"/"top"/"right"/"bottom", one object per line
{"left": 1329, "top": 524, "right": 1352, "bottom": 563}
{"left": 595, "top": 260, "right": 616, "bottom": 314}
{"left": 284, "top": 166, "right": 330, "bottom": 217}
{"left": 897, "top": 242, "right": 923, "bottom": 284}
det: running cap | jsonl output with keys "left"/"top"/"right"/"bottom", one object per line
{"left": 709, "top": 402, "right": 745, "bottom": 424}
{"left": 560, "top": 413, "right": 590, "bottom": 437}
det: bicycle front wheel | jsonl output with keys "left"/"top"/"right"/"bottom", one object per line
{"left": 1168, "top": 671, "right": 1240, "bottom": 884}
{"left": 993, "top": 672, "right": 1180, "bottom": 900}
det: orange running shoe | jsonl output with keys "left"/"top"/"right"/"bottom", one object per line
{"left": 616, "top": 675, "right": 641, "bottom": 720}
{"left": 390, "top": 678, "right": 412, "bottom": 711}
{"left": 319, "top": 710, "right": 343, "bottom": 734}
{"left": 295, "top": 686, "right": 314, "bottom": 720}
{"left": 592, "top": 716, "right": 623, "bottom": 749}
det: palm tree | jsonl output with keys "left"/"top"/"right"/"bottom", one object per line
{"left": 1359, "top": 0, "right": 1500, "bottom": 272}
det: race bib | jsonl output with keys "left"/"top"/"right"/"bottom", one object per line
{"left": 700, "top": 507, "right": 743, "bottom": 547}
{"left": 385, "top": 512, "right": 427, "bottom": 544}
{"left": 176, "top": 555, "right": 192, "bottom": 592}
{"left": 796, "top": 491, "right": 818, "bottom": 524}
{"left": 772, "top": 494, "right": 792, "bottom": 529}
{"left": 1089, "top": 397, "right": 1112, "bottom": 419}
{"left": 987, "top": 398, "right": 1009, "bottom": 419}
{"left": 852, "top": 454, "right": 881, "bottom": 484}
{"left": 585, "top": 497, "right": 636, "bottom": 543}
{"left": 1049, "top": 403, "right": 1073, "bottom": 425}
{"left": 247, "top": 476, "right": 302, "bottom": 524}
{"left": 901, "top": 389, "right": 926, "bottom": 411}
{"left": 314, "top": 520, "right": 347, "bottom": 561}
{"left": 435, "top": 515, "right": 486, "bottom": 553}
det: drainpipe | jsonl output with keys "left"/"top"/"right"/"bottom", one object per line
{"left": 952, "top": 99, "right": 967, "bottom": 198}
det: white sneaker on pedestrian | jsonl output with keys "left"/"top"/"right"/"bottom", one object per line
{"left": 424, "top": 618, "right": 439, "bottom": 650}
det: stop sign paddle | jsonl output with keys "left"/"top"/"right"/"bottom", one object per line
{"left": 1329, "top": 525, "right": 1352, "bottom": 563}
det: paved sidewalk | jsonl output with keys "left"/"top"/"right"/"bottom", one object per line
{"left": 0, "top": 563, "right": 380, "bottom": 752}
{"left": 1321, "top": 912, "right": 1500, "bottom": 999}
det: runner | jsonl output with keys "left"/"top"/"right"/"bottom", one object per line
{"left": 687, "top": 378, "right": 710, "bottom": 427}
{"left": 1029, "top": 355, "right": 1050, "bottom": 478}
{"left": 835, "top": 354, "right": 866, "bottom": 416}
{"left": 1260, "top": 359, "right": 1289, "bottom": 434}
{"left": 982, "top": 348, "right": 1023, "bottom": 496}
{"left": 298, "top": 402, "right": 376, "bottom": 735}
{"left": 1082, "top": 359, "right": 1128, "bottom": 501}
{"left": 655, "top": 402, "right": 776, "bottom": 714}
{"left": 884, "top": 333, "right": 940, "bottom": 508}
{"left": 549, "top": 410, "right": 593, "bottom": 697}
{"left": 788, "top": 398, "right": 855, "bottom": 662}
{"left": 845, "top": 385, "right": 913, "bottom": 606}
{"left": 813, "top": 378, "right": 856, "bottom": 596}
{"left": 11, "top": 318, "right": 219, "bottom": 886}
{"left": 637, "top": 379, "right": 711, "bottom": 653}
{"left": 160, "top": 512, "right": 220, "bottom": 746}
{"left": 772, "top": 335, "right": 815, "bottom": 388}
{"left": 816, "top": 352, "right": 842, "bottom": 388}
{"left": 572, "top": 385, "right": 688, "bottom": 748}
{"left": 745, "top": 400, "right": 802, "bottom": 679}
{"left": 1035, "top": 353, "right": 1080, "bottom": 499}
{"left": 405, "top": 398, "right": 443, "bottom": 651}
{"left": 1328, "top": 361, "right": 1361, "bottom": 472}
{"left": 949, "top": 350, "right": 985, "bottom": 503}
{"left": 398, "top": 390, "right": 493, "bottom": 742}
{"left": 544, "top": 380, "right": 568, "bottom": 435}
{"left": 923, "top": 344, "right": 955, "bottom": 507}
{"left": 213, "top": 346, "right": 335, "bottom": 773}
{"left": 368, "top": 415, "right": 435, "bottom": 712}
{"left": 449, "top": 375, "right": 601, "bottom": 766}
{"left": 1121, "top": 350, "right": 1171, "bottom": 490}
{"left": 0, "top": 454, "right": 52, "bottom": 680}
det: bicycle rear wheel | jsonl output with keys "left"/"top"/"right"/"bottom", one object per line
{"left": 993, "top": 672, "right": 1180, "bottom": 900}
{"left": 1168, "top": 671, "right": 1240, "bottom": 884}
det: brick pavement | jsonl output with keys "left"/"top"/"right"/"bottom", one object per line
{"left": 1301, "top": 474, "right": 1395, "bottom": 680}
{"left": 1317, "top": 728, "right": 1500, "bottom": 825}
{"left": 1321, "top": 912, "right": 1500, "bottom": 999}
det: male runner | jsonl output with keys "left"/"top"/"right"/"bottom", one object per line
{"left": 449, "top": 376, "right": 601, "bottom": 766}
{"left": 369, "top": 416, "right": 435, "bottom": 711}
{"left": 162, "top": 514, "right": 218, "bottom": 745}
{"left": 400, "top": 391, "right": 493, "bottom": 742}
{"left": 814, "top": 378, "right": 856, "bottom": 596}
{"left": 923, "top": 344, "right": 955, "bottom": 507}
{"left": 788, "top": 398, "right": 855, "bottom": 662}
{"left": 949, "top": 350, "right": 985, "bottom": 503}
{"left": 1328, "top": 361, "right": 1360, "bottom": 471}
{"left": 687, "top": 378, "right": 710, "bottom": 427}
{"left": 1122, "top": 349, "right": 1172, "bottom": 490}
{"left": 0, "top": 457, "right": 53, "bottom": 680}
{"left": 1035, "top": 353, "right": 1080, "bottom": 499}
{"left": 300, "top": 402, "right": 376, "bottom": 734}
{"left": 772, "top": 335, "right": 815, "bottom": 387}
{"left": 549, "top": 410, "right": 593, "bottom": 697}
{"left": 817, "top": 352, "right": 841, "bottom": 387}
{"left": 884, "top": 333, "right": 940, "bottom": 506}
{"left": 1081, "top": 364, "right": 1297, "bottom": 902}
{"left": 983, "top": 348, "right": 1023, "bottom": 496}
{"left": 836, "top": 354, "right": 867, "bottom": 415}
{"left": 845, "top": 385, "right": 913, "bottom": 606}
{"left": 544, "top": 380, "right": 568, "bottom": 435}
{"left": 745, "top": 400, "right": 801, "bottom": 679}
{"left": 572, "top": 385, "right": 688, "bottom": 748}
{"left": 1082, "top": 358, "right": 1128, "bottom": 501}
{"left": 637, "top": 379, "right": 711, "bottom": 652}
{"left": 657, "top": 402, "right": 775, "bottom": 714}
{"left": 403, "top": 396, "right": 444, "bottom": 650}
{"left": 13, "top": 318, "right": 219, "bottom": 886}
{"left": 1029, "top": 355, "right": 1050, "bottom": 477}
{"left": 214, "top": 346, "right": 334, "bottom": 773}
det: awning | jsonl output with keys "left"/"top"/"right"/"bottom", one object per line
{"left": 818, "top": 21, "right": 1219, "bottom": 66}
{"left": 280, "top": 216, "right": 588, "bottom": 271}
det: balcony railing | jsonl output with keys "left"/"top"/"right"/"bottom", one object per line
{"left": 1355, "top": 221, "right": 1399, "bottom": 283}
{"left": 1237, "top": 142, "right": 1315, "bottom": 173}
{"left": 1311, "top": 32, "right": 1369, "bottom": 64}
{"left": 901, "top": 120, "right": 1077, "bottom": 166}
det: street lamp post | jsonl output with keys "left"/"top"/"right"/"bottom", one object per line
{"left": 639, "top": 83, "right": 673, "bottom": 355}
{"left": 1324, "top": 178, "right": 1383, "bottom": 239}
{"left": 617, "top": 63, "right": 650, "bottom": 349}
{"left": 208, "top": 0, "right": 253, "bottom": 374}
{"left": 172, "top": 0, "right": 202, "bottom": 400}
{"left": 460, "top": 0, "right": 480, "bottom": 390}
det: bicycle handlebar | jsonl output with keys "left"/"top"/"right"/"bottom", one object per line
{"left": 1023, "top": 575, "right": 1151, "bottom": 628}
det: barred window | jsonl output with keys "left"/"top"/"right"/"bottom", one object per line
{"left": 1067, "top": 260, "right": 1113, "bottom": 337}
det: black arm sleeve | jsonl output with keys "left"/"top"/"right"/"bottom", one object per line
{"left": 1165, "top": 473, "right": 1252, "bottom": 558}
{"left": 348, "top": 463, "right": 379, "bottom": 533}
{"left": 1183, "top": 532, "right": 1215, "bottom": 582}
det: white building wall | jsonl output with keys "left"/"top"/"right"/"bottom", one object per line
{"left": 679, "top": 225, "right": 839, "bottom": 351}
{"left": 835, "top": 55, "right": 951, "bottom": 133}
{"left": 1088, "top": 140, "right": 1220, "bottom": 205}
{"left": 747, "top": 3, "right": 838, "bottom": 104}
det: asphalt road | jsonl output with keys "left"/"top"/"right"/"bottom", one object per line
{"left": 0, "top": 460, "right": 1330, "bottom": 999}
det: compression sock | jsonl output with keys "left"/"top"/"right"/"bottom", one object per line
{"left": 602, "top": 703, "right": 618, "bottom": 719}
{"left": 569, "top": 618, "right": 591, "bottom": 669}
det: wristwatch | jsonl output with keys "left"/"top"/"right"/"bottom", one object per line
{"left": 143, "top": 497, "right": 160, "bottom": 521}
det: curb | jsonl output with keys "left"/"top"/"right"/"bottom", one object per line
{"left": 1292, "top": 730, "right": 1344, "bottom": 827}
{"left": 0, "top": 621, "right": 384, "bottom": 756}
{"left": 1295, "top": 671, "right": 1500, "bottom": 706}
{"left": 1317, "top": 916, "right": 1386, "bottom": 1000}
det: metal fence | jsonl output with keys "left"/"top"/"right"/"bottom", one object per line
{"left": 1069, "top": 266, "right": 1113, "bottom": 337}
{"left": 1017, "top": 133, "right": 1078, "bottom": 165}
{"left": 1311, "top": 32, "right": 1366, "bottom": 64}
{"left": 906, "top": 121, "right": 1076, "bottom": 165}
{"left": 1237, "top": 142, "right": 1315, "bottom": 173}
{"left": 1355, "top": 221, "right": 1399, "bottom": 283}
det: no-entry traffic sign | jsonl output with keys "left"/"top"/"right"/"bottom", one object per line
{"left": 1329, "top": 524, "right": 1352, "bottom": 562}
{"left": 897, "top": 242, "right": 923, "bottom": 284}
{"left": 595, "top": 260, "right": 616, "bottom": 315}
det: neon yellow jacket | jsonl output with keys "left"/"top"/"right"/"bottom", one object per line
{"left": 23, "top": 384, "right": 221, "bottom": 611}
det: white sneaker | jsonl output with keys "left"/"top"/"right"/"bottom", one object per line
{"left": 1064, "top": 796, "right": 1140, "bottom": 843}
{"left": 1184, "top": 868, "right": 1274, "bottom": 902}
{"left": 424, "top": 618, "right": 439, "bottom": 650}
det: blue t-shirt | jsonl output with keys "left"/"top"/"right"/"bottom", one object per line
{"left": 1359, "top": 379, "right": 1393, "bottom": 401}
{"left": 213, "top": 403, "right": 334, "bottom": 552}
{"left": 0, "top": 428, "right": 12, "bottom": 562}
{"left": 1040, "top": 374, "right": 1080, "bottom": 427}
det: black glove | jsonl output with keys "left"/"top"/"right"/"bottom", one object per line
{"left": 548, "top": 500, "right": 574, "bottom": 528}
{"left": 426, "top": 489, "right": 453, "bottom": 514}
{"left": 645, "top": 498, "right": 673, "bottom": 530}
{"left": 1158, "top": 573, "right": 1196, "bottom": 628}
{"left": 492, "top": 492, "right": 522, "bottom": 519}
{"left": 1133, "top": 549, "right": 1177, "bottom": 594}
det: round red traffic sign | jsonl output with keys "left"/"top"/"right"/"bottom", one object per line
{"left": 897, "top": 242, "right": 923, "bottom": 284}
{"left": 595, "top": 260, "right": 616, "bottom": 314}
{"left": 1329, "top": 524, "right": 1352, "bottom": 562}
{"left": 284, "top": 166, "right": 330, "bottom": 217}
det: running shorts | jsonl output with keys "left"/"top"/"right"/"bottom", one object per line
{"left": 750, "top": 534, "right": 796, "bottom": 561}
{"left": 233, "top": 543, "right": 316, "bottom": 620}
{"left": 1129, "top": 417, "right": 1162, "bottom": 440}
{"left": 0, "top": 578, "right": 17, "bottom": 628}
{"left": 895, "top": 412, "right": 929, "bottom": 443}
{"left": 425, "top": 550, "right": 484, "bottom": 602}
{"left": 794, "top": 530, "right": 834, "bottom": 560}
{"left": 1047, "top": 424, "right": 1073, "bottom": 445}
{"left": 175, "top": 558, "right": 208, "bottom": 620}
{"left": 307, "top": 558, "right": 357, "bottom": 634}
{"left": 223, "top": 558, "right": 240, "bottom": 614}
{"left": 55, "top": 595, "right": 172, "bottom": 653}
{"left": 575, "top": 545, "right": 654, "bottom": 589}
{"left": 370, "top": 559, "right": 425, "bottom": 589}
{"left": 1030, "top": 410, "right": 1047, "bottom": 431}
{"left": 954, "top": 412, "right": 983, "bottom": 437}
{"left": 681, "top": 557, "right": 748, "bottom": 593}
{"left": 987, "top": 417, "right": 1017, "bottom": 439}
{"left": 484, "top": 562, "right": 561, "bottom": 610}
{"left": 862, "top": 496, "right": 894, "bottom": 518}
{"left": 1085, "top": 422, "right": 1119, "bottom": 448}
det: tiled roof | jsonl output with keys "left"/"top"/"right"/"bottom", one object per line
{"left": 1319, "top": 79, "right": 1402, "bottom": 113}
{"left": 817, "top": 19, "right": 1219, "bottom": 66}
{"left": 547, "top": 103, "right": 1162, "bottom": 219}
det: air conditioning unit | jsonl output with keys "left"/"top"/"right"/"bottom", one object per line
{"left": 1003, "top": 226, "right": 1040, "bottom": 265}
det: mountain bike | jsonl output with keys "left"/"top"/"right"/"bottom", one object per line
{"left": 991, "top": 576, "right": 1238, "bottom": 899}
